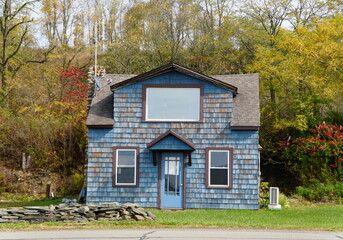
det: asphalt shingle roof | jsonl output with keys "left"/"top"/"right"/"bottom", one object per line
{"left": 86, "top": 67, "right": 259, "bottom": 129}
{"left": 86, "top": 74, "right": 135, "bottom": 128}
{"left": 214, "top": 73, "right": 260, "bottom": 128}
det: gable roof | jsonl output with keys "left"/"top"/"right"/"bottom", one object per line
{"left": 86, "top": 74, "right": 135, "bottom": 128}
{"left": 147, "top": 130, "right": 196, "bottom": 150}
{"left": 110, "top": 63, "right": 238, "bottom": 96}
{"left": 86, "top": 64, "right": 260, "bottom": 129}
{"left": 213, "top": 74, "right": 260, "bottom": 129}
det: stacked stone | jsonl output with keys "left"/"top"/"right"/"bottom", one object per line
{"left": 0, "top": 202, "right": 156, "bottom": 223}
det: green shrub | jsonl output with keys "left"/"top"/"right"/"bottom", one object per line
{"left": 0, "top": 192, "right": 45, "bottom": 202}
{"left": 277, "top": 123, "right": 343, "bottom": 190}
{"left": 259, "top": 182, "right": 269, "bottom": 209}
{"left": 56, "top": 167, "right": 85, "bottom": 196}
{"left": 70, "top": 168, "right": 84, "bottom": 191}
{"left": 0, "top": 173, "right": 6, "bottom": 193}
{"left": 259, "top": 196, "right": 269, "bottom": 209}
{"left": 296, "top": 186, "right": 315, "bottom": 201}
{"left": 296, "top": 181, "right": 343, "bottom": 201}
{"left": 279, "top": 193, "right": 289, "bottom": 208}
{"left": 334, "top": 182, "right": 343, "bottom": 196}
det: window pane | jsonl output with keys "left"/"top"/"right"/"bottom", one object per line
{"left": 147, "top": 88, "right": 200, "bottom": 121}
{"left": 164, "top": 155, "right": 180, "bottom": 195}
{"left": 164, "top": 157, "right": 180, "bottom": 175}
{"left": 210, "top": 169, "right": 228, "bottom": 185}
{"left": 165, "top": 174, "right": 180, "bottom": 195}
{"left": 210, "top": 151, "right": 228, "bottom": 167}
{"left": 117, "top": 150, "right": 135, "bottom": 166}
{"left": 117, "top": 167, "right": 135, "bottom": 184}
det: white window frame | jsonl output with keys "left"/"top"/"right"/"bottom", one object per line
{"left": 206, "top": 148, "right": 232, "bottom": 188}
{"left": 143, "top": 85, "right": 202, "bottom": 122}
{"left": 113, "top": 147, "right": 139, "bottom": 187}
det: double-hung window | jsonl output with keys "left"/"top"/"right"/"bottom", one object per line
{"left": 143, "top": 84, "right": 203, "bottom": 122}
{"left": 206, "top": 147, "right": 233, "bottom": 188}
{"left": 113, "top": 147, "right": 139, "bottom": 187}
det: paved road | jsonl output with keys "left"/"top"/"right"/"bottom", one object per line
{"left": 0, "top": 229, "right": 343, "bottom": 240}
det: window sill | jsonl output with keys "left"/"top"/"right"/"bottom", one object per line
{"left": 205, "top": 185, "right": 232, "bottom": 189}
{"left": 112, "top": 184, "right": 139, "bottom": 188}
{"left": 142, "top": 119, "right": 203, "bottom": 123}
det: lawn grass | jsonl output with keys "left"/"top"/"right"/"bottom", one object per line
{"left": 0, "top": 201, "right": 342, "bottom": 231}
{"left": 147, "top": 204, "right": 343, "bottom": 230}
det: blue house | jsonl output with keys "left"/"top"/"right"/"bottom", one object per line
{"left": 86, "top": 63, "right": 260, "bottom": 209}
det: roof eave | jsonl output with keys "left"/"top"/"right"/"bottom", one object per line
{"left": 231, "top": 126, "right": 260, "bottom": 131}
{"left": 110, "top": 63, "right": 238, "bottom": 96}
{"left": 147, "top": 129, "right": 196, "bottom": 150}
{"left": 87, "top": 125, "right": 113, "bottom": 129}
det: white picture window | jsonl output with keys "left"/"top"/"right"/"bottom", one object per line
{"left": 114, "top": 148, "right": 138, "bottom": 186}
{"left": 145, "top": 86, "right": 201, "bottom": 121}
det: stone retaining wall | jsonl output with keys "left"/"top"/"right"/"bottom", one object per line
{"left": 0, "top": 202, "right": 156, "bottom": 223}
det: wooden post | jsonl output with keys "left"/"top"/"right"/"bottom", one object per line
{"left": 46, "top": 184, "right": 52, "bottom": 198}
{"left": 22, "top": 153, "right": 31, "bottom": 171}
{"left": 22, "top": 152, "right": 26, "bottom": 171}
{"left": 26, "top": 155, "right": 31, "bottom": 170}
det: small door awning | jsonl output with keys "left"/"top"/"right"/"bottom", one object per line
{"left": 147, "top": 130, "right": 196, "bottom": 150}
{"left": 147, "top": 130, "right": 196, "bottom": 166}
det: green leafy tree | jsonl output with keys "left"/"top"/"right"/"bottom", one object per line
{"left": 249, "top": 15, "right": 343, "bottom": 131}
{"left": 0, "top": 0, "right": 37, "bottom": 103}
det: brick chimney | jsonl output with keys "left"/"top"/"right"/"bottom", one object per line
{"left": 87, "top": 66, "right": 106, "bottom": 111}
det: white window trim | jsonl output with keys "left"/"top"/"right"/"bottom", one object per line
{"left": 144, "top": 85, "right": 202, "bottom": 122}
{"left": 207, "top": 148, "right": 232, "bottom": 188}
{"left": 114, "top": 148, "right": 138, "bottom": 186}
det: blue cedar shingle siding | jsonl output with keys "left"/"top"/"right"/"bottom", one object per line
{"left": 87, "top": 70, "right": 259, "bottom": 209}
{"left": 149, "top": 135, "right": 194, "bottom": 151}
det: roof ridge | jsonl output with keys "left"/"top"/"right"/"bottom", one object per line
{"left": 110, "top": 63, "right": 238, "bottom": 96}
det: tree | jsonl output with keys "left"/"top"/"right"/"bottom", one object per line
{"left": 41, "top": 0, "right": 89, "bottom": 70}
{"left": 288, "top": 0, "right": 343, "bottom": 28}
{"left": 41, "top": 0, "right": 58, "bottom": 47}
{"left": 41, "top": 0, "right": 77, "bottom": 47}
{"left": 187, "top": 0, "right": 245, "bottom": 74}
{"left": 0, "top": 66, "right": 88, "bottom": 172}
{"left": 283, "top": 123, "right": 343, "bottom": 185}
{"left": 143, "top": 0, "right": 194, "bottom": 64}
{"left": 0, "top": 0, "right": 37, "bottom": 103}
{"left": 242, "top": 0, "right": 292, "bottom": 44}
{"left": 103, "top": 1, "right": 147, "bottom": 73}
{"left": 248, "top": 15, "right": 343, "bottom": 192}
{"left": 250, "top": 15, "right": 343, "bottom": 130}
{"left": 103, "top": 0, "right": 120, "bottom": 45}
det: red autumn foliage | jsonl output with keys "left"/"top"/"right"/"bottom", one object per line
{"left": 59, "top": 68, "right": 88, "bottom": 111}
{"left": 278, "top": 123, "right": 343, "bottom": 183}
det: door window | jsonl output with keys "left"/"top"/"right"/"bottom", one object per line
{"left": 164, "top": 156, "right": 180, "bottom": 196}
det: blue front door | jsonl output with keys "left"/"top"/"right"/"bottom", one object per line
{"left": 161, "top": 152, "right": 184, "bottom": 208}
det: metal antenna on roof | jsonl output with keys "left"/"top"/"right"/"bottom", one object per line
{"left": 94, "top": 28, "right": 98, "bottom": 76}
{"left": 94, "top": 0, "right": 98, "bottom": 76}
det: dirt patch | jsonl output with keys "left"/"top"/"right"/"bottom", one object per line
{"left": 0, "top": 164, "right": 70, "bottom": 197}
